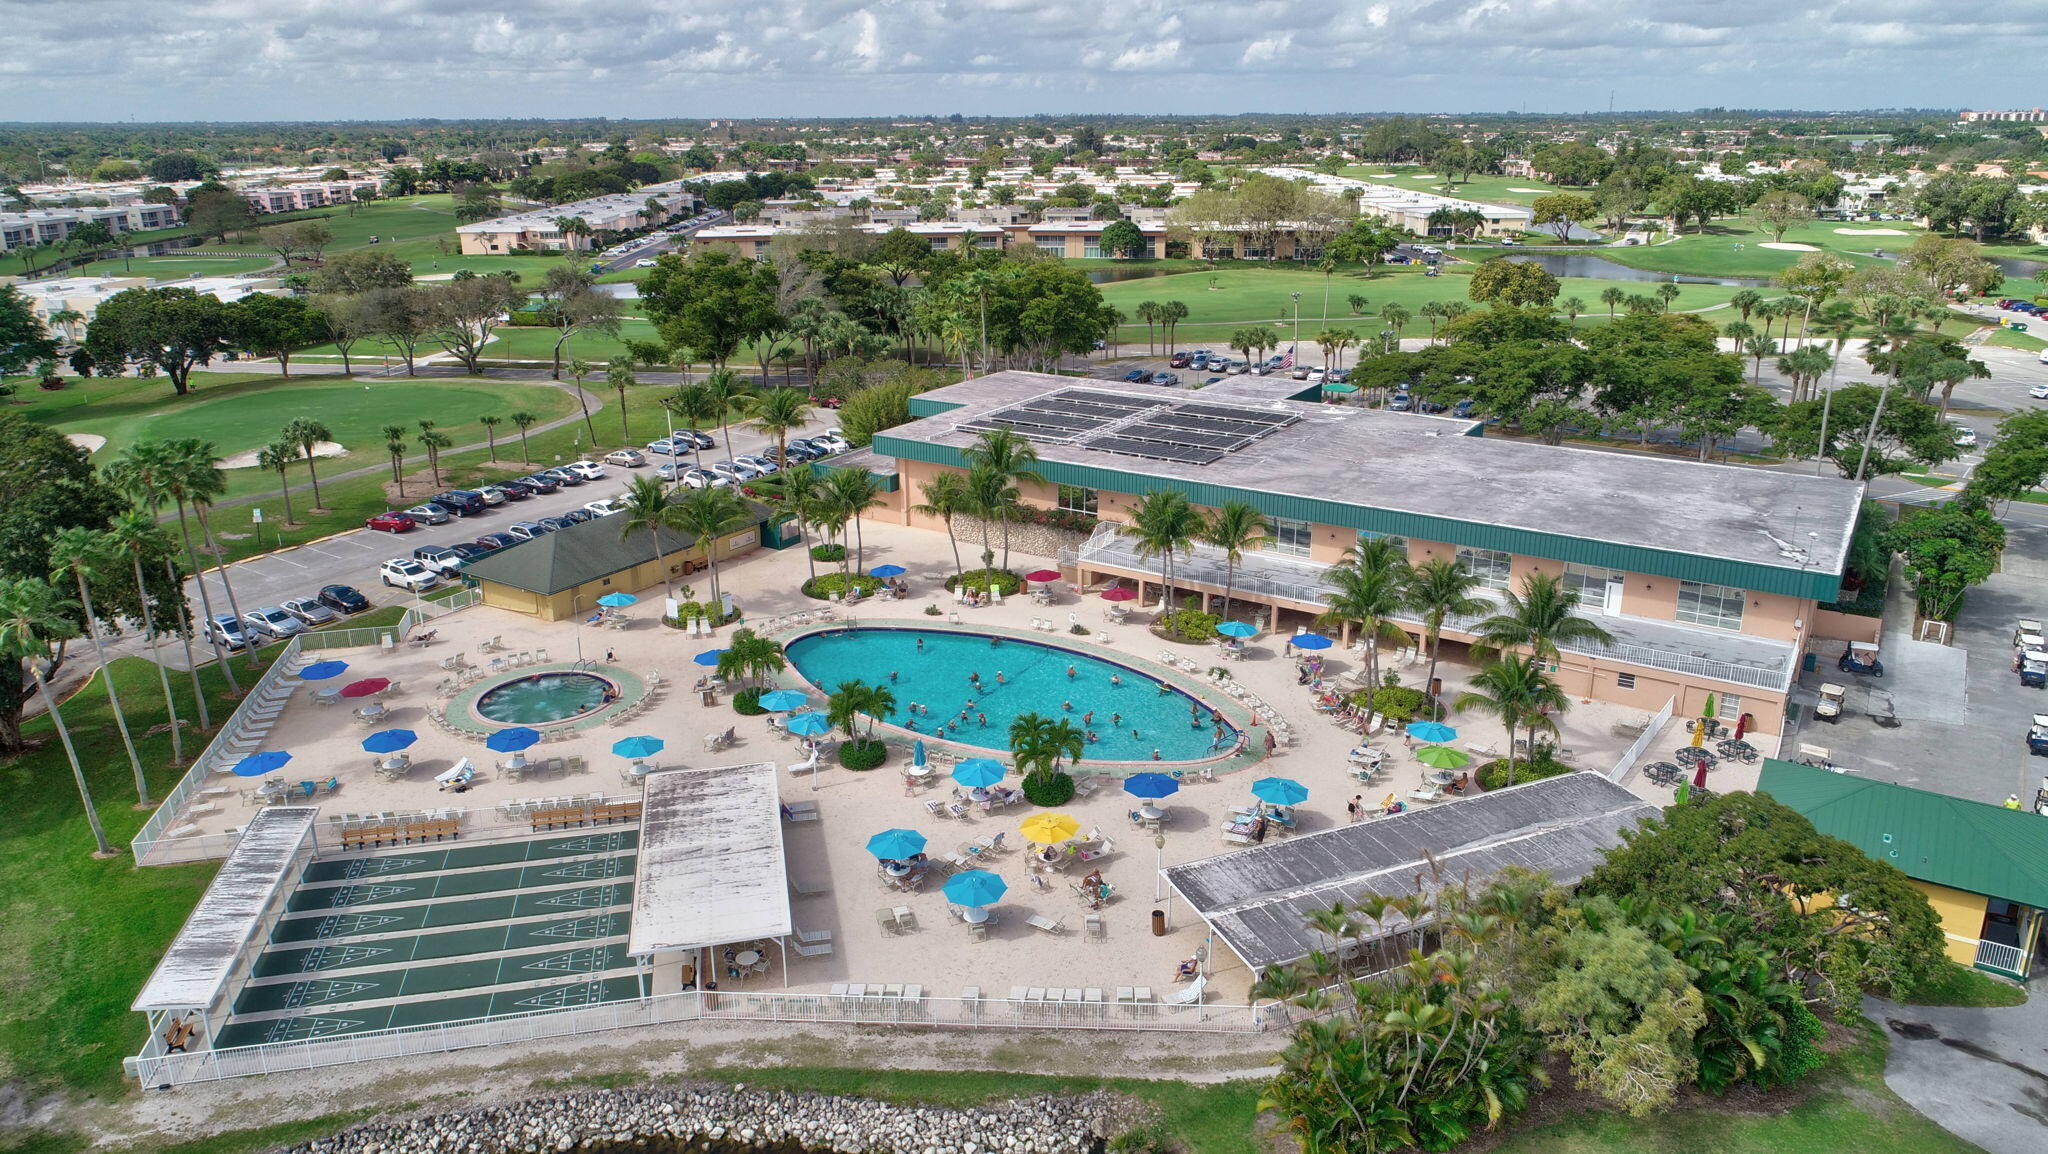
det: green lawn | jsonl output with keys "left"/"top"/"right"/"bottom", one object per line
{"left": 1897, "top": 959, "right": 2029, "bottom": 1007}
{"left": 1579, "top": 218, "right": 1919, "bottom": 280}
{"left": 59, "top": 255, "right": 278, "bottom": 280}
{"left": 1985, "top": 327, "right": 2047, "bottom": 351}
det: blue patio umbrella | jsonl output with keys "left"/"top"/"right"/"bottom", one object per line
{"left": 785, "top": 711, "right": 831, "bottom": 736}
{"left": 758, "top": 689, "right": 810, "bottom": 712}
{"left": 951, "top": 758, "right": 1006, "bottom": 787}
{"left": 869, "top": 564, "right": 907, "bottom": 578}
{"left": 1215, "top": 621, "right": 1257, "bottom": 639}
{"left": 1406, "top": 720, "right": 1458, "bottom": 744}
{"left": 913, "top": 739, "right": 926, "bottom": 769}
{"left": 943, "top": 869, "right": 1008, "bottom": 907}
{"left": 692, "top": 648, "right": 729, "bottom": 667}
{"left": 486, "top": 726, "right": 542, "bottom": 753}
{"left": 299, "top": 660, "right": 349, "bottom": 681}
{"left": 1251, "top": 776, "right": 1311, "bottom": 806}
{"left": 1290, "top": 632, "right": 1334, "bottom": 651}
{"left": 360, "top": 729, "right": 418, "bottom": 754}
{"left": 612, "top": 736, "right": 666, "bottom": 759}
{"left": 866, "top": 828, "right": 927, "bottom": 860}
{"left": 232, "top": 751, "right": 291, "bottom": 777}
{"left": 597, "top": 592, "right": 638, "bottom": 608}
{"left": 1123, "top": 772, "right": 1181, "bottom": 799}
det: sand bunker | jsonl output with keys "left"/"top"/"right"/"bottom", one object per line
{"left": 1507, "top": 187, "right": 1548, "bottom": 193}
{"left": 66, "top": 433, "right": 106, "bottom": 454}
{"left": 1758, "top": 242, "right": 1820, "bottom": 251}
{"left": 220, "top": 441, "right": 347, "bottom": 469}
{"left": 1834, "top": 227, "right": 1908, "bottom": 236}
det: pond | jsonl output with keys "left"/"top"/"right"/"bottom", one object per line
{"left": 1085, "top": 267, "right": 1174, "bottom": 284}
{"left": 1498, "top": 252, "right": 1774, "bottom": 288}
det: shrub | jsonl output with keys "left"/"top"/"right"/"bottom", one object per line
{"left": 1153, "top": 602, "right": 1221, "bottom": 644}
{"left": 943, "top": 568, "right": 1024, "bottom": 596}
{"left": 1009, "top": 504, "right": 1099, "bottom": 534}
{"left": 1068, "top": 624, "right": 1089, "bottom": 636}
{"left": 661, "top": 600, "right": 740, "bottom": 629}
{"left": 732, "top": 687, "right": 766, "bottom": 716}
{"left": 839, "top": 738, "right": 887, "bottom": 771}
{"left": 802, "top": 572, "right": 882, "bottom": 601}
{"left": 1021, "top": 767, "right": 1076, "bottom": 806}
{"left": 810, "top": 543, "right": 846, "bottom": 562}
{"left": 1357, "top": 685, "right": 1428, "bottom": 722}
{"left": 1475, "top": 749, "right": 1574, "bottom": 791}
{"left": 924, "top": 604, "right": 942, "bottom": 616}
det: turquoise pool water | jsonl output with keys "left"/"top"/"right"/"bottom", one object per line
{"left": 475, "top": 672, "right": 613, "bottom": 725}
{"left": 784, "top": 628, "right": 1236, "bottom": 762}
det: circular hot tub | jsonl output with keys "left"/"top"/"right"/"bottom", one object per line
{"left": 474, "top": 671, "right": 617, "bottom": 726}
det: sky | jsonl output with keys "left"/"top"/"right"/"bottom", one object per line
{"left": 2, "top": 0, "right": 2040, "bottom": 122}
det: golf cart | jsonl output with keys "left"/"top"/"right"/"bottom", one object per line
{"left": 2028, "top": 716, "right": 2048, "bottom": 758}
{"left": 2013, "top": 619, "right": 2043, "bottom": 650}
{"left": 1796, "top": 743, "right": 1842, "bottom": 772}
{"left": 1837, "top": 642, "right": 1884, "bottom": 678}
{"left": 1813, "top": 683, "right": 1847, "bottom": 723}
{"left": 2023, "top": 651, "right": 2048, "bottom": 689}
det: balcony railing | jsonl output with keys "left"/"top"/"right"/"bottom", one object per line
{"left": 1973, "top": 938, "right": 2027, "bottom": 978}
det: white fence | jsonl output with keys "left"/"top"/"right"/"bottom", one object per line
{"left": 1973, "top": 939, "right": 2027, "bottom": 978}
{"left": 127, "top": 985, "right": 1270, "bottom": 1087}
{"left": 1606, "top": 696, "right": 1676, "bottom": 783}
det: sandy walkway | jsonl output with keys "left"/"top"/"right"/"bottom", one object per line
{"left": 218, "top": 440, "right": 347, "bottom": 469}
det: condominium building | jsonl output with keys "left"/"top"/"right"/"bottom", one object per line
{"left": 455, "top": 190, "right": 699, "bottom": 255}
{"left": 839, "top": 371, "right": 1866, "bottom": 739}
{"left": 239, "top": 180, "right": 379, "bottom": 214}
{"left": 690, "top": 220, "right": 1007, "bottom": 260}
{"left": 0, "top": 204, "right": 182, "bottom": 252}
{"left": 1254, "top": 168, "right": 1536, "bottom": 238}
{"left": 11, "top": 274, "right": 286, "bottom": 336}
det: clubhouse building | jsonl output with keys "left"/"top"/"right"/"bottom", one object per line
{"left": 841, "top": 371, "right": 1867, "bottom": 738}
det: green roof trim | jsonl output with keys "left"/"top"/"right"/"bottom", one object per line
{"left": 1758, "top": 759, "right": 2048, "bottom": 908}
{"left": 873, "top": 434, "right": 1839, "bottom": 600}
{"left": 907, "top": 397, "right": 966, "bottom": 418}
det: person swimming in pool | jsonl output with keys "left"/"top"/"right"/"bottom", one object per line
{"left": 1062, "top": 700, "right": 1073, "bottom": 711}
{"left": 969, "top": 671, "right": 981, "bottom": 686}
{"left": 1109, "top": 674, "right": 1122, "bottom": 687}
{"left": 915, "top": 637, "right": 925, "bottom": 652}
{"left": 977, "top": 713, "right": 987, "bottom": 726}
{"left": 1082, "top": 710, "right": 1094, "bottom": 726}
{"left": 995, "top": 671, "right": 1006, "bottom": 685}
{"left": 1111, "top": 713, "right": 1122, "bottom": 727}
{"left": 889, "top": 671, "right": 899, "bottom": 683}
{"left": 1066, "top": 665, "right": 1077, "bottom": 679}
{"left": 1086, "top": 730, "right": 1099, "bottom": 743}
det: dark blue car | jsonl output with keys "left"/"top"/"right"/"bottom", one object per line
{"left": 1123, "top": 369, "right": 1148, "bottom": 382}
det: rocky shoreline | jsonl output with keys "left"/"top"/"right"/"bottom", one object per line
{"left": 281, "top": 1084, "right": 1137, "bottom": 1154}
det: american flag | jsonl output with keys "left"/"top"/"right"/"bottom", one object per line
{"left": 1279, "top": 345, "right": 1295, "bottom": 369}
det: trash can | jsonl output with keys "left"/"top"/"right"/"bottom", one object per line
{"left": 1802, "top": 652, "right": 1817, "bottom": 673}
{"left": 1151, "top": 909, "right": 1167, "bottom": 937}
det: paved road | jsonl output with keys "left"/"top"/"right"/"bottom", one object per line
{"left": 1868, "top": 993, "right": 2048, "bottom": 1154}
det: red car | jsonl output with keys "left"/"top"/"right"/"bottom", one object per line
{"left": 365, "top": 510, "right": 416, "bottom": 533}
{"left": 810, "top": 394, "right": 844, "bottom": 409}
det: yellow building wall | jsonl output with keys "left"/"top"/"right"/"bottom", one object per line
{"left": 475, "top": 532, "right": 762, "bottom": 622}
{"left": 1915, "top": 881, "right": 1995, "bottom": 965}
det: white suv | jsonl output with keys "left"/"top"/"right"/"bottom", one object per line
{"left": 378, "top": 558, "right": 440, "bottom": 592}
{"left": 562, "top": 460, "right": 606, "bottom": 481}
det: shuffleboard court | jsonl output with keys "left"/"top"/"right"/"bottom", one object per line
{"left": 253, "top": 911, "right": 627, "bottom": 977}
{"left": 285, "top": 853, "right": 635, "bottom": 913}
{"left": 214, "top": 974, "right": 647, "bottom": 1049}
{"left": 298, "top": 830, "right": 639, "bottom": 884}
{"left": 270, "top": 881, "right": 636, "bottom": 944}
{"left": 234, "top": 942, "right": 633, "bottom": 1015}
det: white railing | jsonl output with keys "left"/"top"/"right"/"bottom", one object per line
{"left": 300, "top": 624, "right": 402, "bottom": 652}
{"left": 1608, "top": 697, "right": 1676, "bottom": 782}
{"left": 128, "top": 986, "right": 1268, "bottom": 1086}
{"left": 1973, "top": 938, "right": 2027, "bottom": 977}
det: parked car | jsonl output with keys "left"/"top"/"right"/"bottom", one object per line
{"left": 1150, "top": 372, "right": 1180, "bottom": 386}
{"left": 485, "top": 480, "right": 530, "bottom": 501}
{"left": 735, "top": 454, "right": 777, "bottom": 475}
{"left": 379, "top": 558, "right": 440, "bottom": 591}
{"left": 206, "top": 614, "right": 249, "bottom": 651}
{"left": 562, "top": 460, "right": 607, "bottom": 481}
{"left": 473, "top": 532, "right": 519, "bottom": 551}
{"left": 1388, "top": 393, "right": 1415, "bottom": 412}
{"left": 1419, "top": 399, "right": 1449, "bottom": 414}
{"left": 584, "top": 497, "right": 626, "bottom": 516}
{"left": 785, "top": 438, "right": 826, "bottom": 461}
{"left": 681, "top": 430, "right": 717, "bottom": 450}
{"left": 710, "top": 460, "right": 762, "bottom": 482}
{"left": 679, "top": 467, "right": 729, "bottom": 489}
{"left": 243, "top": 605, "right": 305, "bottom": 639}
{"left": 1305, "top": 368, "right": 1327, "bottom": 383}
{"left": 412, "top": 545, "right": 468, "bottom": 577}
{"left": 2030, "top": 382, "right": 2048, "bottom": 398}
{"left": 559, "top": 508, "right": 597, "bottom": 525}
{"left": 519, "top": 473, "right": 562, "bottom": 494}
{"left": 403, "top": 503, "right": 450, "bottom": 526}
{"left": 539, "top": 467, "right": 584, "bottom": 487}
{"left": 1952, "top": 422, "right": 1979, "bottom": 447}
{"left": 634, "top": 258, "right": 658, "bottom": 268}
{"left": 1451, "top": 399, "right": 1476, "bottom": 419}
{"left": 645, "top": 437, "right": 686, "bottom": 458}
{"left": 435, "top": 489, "right": 487, "bottom": 516}
{"left": 473, "top": 485, "right": 509, "bottom": 507}
{"left": 1228, "top": 360, "right": 1251, "bottom": 375}
{"left": 1189, "top": 353, "right": 1210, "bottom": 371}
{"left": 280, "top": 597, "right": 338, "bottom": 627}
{"left": 366, "top": 510, "right": 416, "bottom": 533}
{"left": 1168, "top": 352, "right": 1193, "bottom": 369}
{"left": 604, "top": 449, "right": 646, "bottom": 467}
{"left": 446, "top": 542, "right": 495, "bottom": 562}
{"left": 813, "top": 431, "right": 851, "bottom": 453}
{"left": 535, "top": 515, "right": 574, "bottom": 533}
{"left": 1122, "top": 369, "right": 1148, "bottom": 382}
{"left": 505, "top": 521, "right": 547, "bottom": 541}
{"left": 317, "top": 584, "right": 371, "bottom": 615}
{"left": 813, "top": 395, "right": 845, "bottom": 409}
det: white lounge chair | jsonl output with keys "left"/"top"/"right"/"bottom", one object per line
{"left": 1167, "top": 975, "right": 1206, "bottom": 1005}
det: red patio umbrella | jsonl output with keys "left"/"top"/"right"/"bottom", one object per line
{"left": 1025, "top": 569, "right": 1062, "bottom": 583}
{"left": 1100, "top": 588, "right": 1137, "bottom": 602}
{"left": 340, "top": 677, "right": 391, "bottom": 698}
{"left": 1692, "top": 760, "right": 1710, "bottom": 789}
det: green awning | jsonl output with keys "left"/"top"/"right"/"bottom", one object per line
{"left": 1322, "top": 382, "right": 1359, "bottom": 394}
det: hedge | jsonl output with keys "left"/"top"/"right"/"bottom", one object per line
{"left": 662, "top": 601, "right": 741, "bottom": 629}
{"left": 944, "top": 568, "right": 1025, "bottom": 596}
{"left": 1154, "top": 605, "right": 1222, "bottom": 644}
{"left": 803, "top": 572, "right": 882, "bottom": 601}
{"left": 1009, "top": 505, "right": 1099, "bottom": 534}
{"left": 732, "top": 687, "right": 766, "bottom": 716}
{"left": 810, "top": 543, "right": 846, "bottom": 562}
{"left": 1021, "top": 768, "right": 1076, "bottom": 806}
{"left": 839, "top": 738, "right": 887, "bottom": 771}
{"left": 1349, "top": 685, "right": 1429, "bottom": 723}
{"left": 1475, "top": 751, "right": 1574, "bottom": 792}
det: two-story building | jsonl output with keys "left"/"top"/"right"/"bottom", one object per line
{"left": 843, "top": 371, "right": 1864, "bottom": 738}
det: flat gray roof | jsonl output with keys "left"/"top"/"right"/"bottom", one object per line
{"left": 627, "top": 762, "right": 792, "bottom": 957}
{"left": 1164, "top": 774, "right": 1657, "bottom": 971}
{"left": 881, "top": 371, "right": 1862, "bottom": 581}
{"left": 133, "top": 807, "right": 318, "bottom": 1012}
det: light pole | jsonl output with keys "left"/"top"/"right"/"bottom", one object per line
{"left": 1153, "top": 832, "right": 1167, "bottom": 901}
{"left": 1289, "top": 292, "right": 1302, "bottom": 367}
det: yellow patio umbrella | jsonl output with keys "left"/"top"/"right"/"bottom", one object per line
{"left": 1019, "top": 812, "right": 1081, "bottom": 844}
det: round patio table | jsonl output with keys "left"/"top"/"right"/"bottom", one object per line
{"left": 735, "top": 949, "right": 762, "bottom": 967}
{"left": 381, "top": 755, "right": 410, "bottom": 771}
{"left": 961, "top": 906, "right": 991, "bottom": 925}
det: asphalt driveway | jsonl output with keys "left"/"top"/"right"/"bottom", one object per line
{"left": 1868, "top": 992, "right": 2048, "bottom": 1154}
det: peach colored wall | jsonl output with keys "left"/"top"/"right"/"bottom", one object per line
{"left": 1811, "top": 608, "right": 1883, "bottom": 645}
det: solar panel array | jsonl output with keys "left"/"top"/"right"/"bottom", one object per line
{"left": 957, "top": 389, "right": 1299, "bottom": 465}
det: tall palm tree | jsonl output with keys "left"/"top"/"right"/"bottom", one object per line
{"left": 963, "top": 465, "right": 1015, "bottom": 574}
{"left": 1135, "top": 300, "right": 1162, "bottom": 356}
{"left": 1473, "top": 570, "right": 1614, "bottom": 663}
{"left": 379, "top": 423, "right": 409, "bottom": 485}
{"left": 617, "top": 474, "right": 680, "bottom": 598}
{"left": 171, "top": 439, "right": 256, "bottom": 670}
{"left": 824, "top": 466, "right": 885, "bottom": 575}
{"left": 962, "top": 427, "right": 1044, "bottom": 572}
{"left": 775, "top": 466, "right": 828, "bottom": 582}
{"left": 49, "top": 528, "right": 150, "bottom": 805}
{"left": 256, "top": 441, "right": 299, "bottom": 525}
{"left": 1316, "top": 537, "right": 1411, "bottom": 730}
{"left": 509, "top": 411, "right": 539, "bottom": 463}
{"left": 914, "top": 472, "right": 972, "bottom": 580}
{"left": 1601, "top": 286, "right": 1626, "bottom": 318}
{"left": 479, "top": 414, "right": 503, "bottom": 462}
{"left": 1405, "top": 558, "right": 1489, "bottom": 719}
{"left": 282, "top": 417, "right": 333, "bottom": 510}
{"left": 666, "top": 384, "right": 721, "bottom": 471}
{"left": 109, "top": 511, "right": 187, "bottom": 764}
{"left": 1119, "top": 489, "right": 1205, "bottom": 613}
{"left": 0, "top": 577, "right": 109, "bottom": 854}
{"left": 669, "top": 487, "right": 750, "bottom": 619}
{"left": 715, "top": 628, "right": 786, "bottom": 689}
{"left": 700, "top": 369, "right": 753, "bottom": 464}
{"left": 1159, "top": 300, "right": 1190, "bottom": 352}
{"left": 1201, "top": 499, "right": 1266, "bottom": 621}
{"left": 606, "top": 361, "right": 637, "bottom": 446}
{"left": 105, "top": 447, "right": 217, "bottom": 724}
{"left": 1008, "top": 711, "right": 1059, "bottom": 774}
{"left": 748, "top": 386, "right": 813, "bottom": 470}
{"left": 1454, "top": 654, "right": 1568, "bottom": 788}
{"left": 827, "top": 678, "right": 896, "bottom": 744}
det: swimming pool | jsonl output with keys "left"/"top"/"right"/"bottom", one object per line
{"left": 783, "top": 628, "right": 1237, "bottom": 762}
{"left": 474, "top": 672, "right": 615, "bottom": 725}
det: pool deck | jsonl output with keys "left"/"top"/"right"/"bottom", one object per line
{"left": 165, "top": 520, "right": 1658, "bottom": 1012}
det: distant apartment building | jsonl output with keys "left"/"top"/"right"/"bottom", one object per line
{"left": 455, "top": 190, "right": 698, "bottom": 254}
{"left": 1009, "top": 220, "right": 1168, "bottom": 258}
{"left": 1254, "top": 167, "right": 1535, "bottom": 238}
{"left": 0, "top": 204, "right": 182, "bottom": 252}
{"left": 9, "top": 274, "right": 286, "bottom": 336}
{"left": 239, "top": 180, "right": 379, "bottom": 214}
{"left": 691, "top": 221, "right": 1006, "bottom": 260}
{"left": 1959, "top": 109, "right": 2048, "bottom": 123}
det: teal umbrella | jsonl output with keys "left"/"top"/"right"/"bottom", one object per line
{"left": 1406, "top": 720, "right": 1458, "bottom": 743}
{"left": 943, "top": 869, "right": 1007, "bottom": 906}
{"left": 1216, "top": 621, "right": 1257, "bottom": 638}
{"left": 598, "top": 592, "right": 638, "bottom": 608}
{"left": 951, "top": 758, "right": 1006, "bottom": 787}
{"left": 913, "top": 739, "right": 926, "bottom": 769}
{"left": 1252, "top": 776, "right": 1310, "bottom": 805}
{"left": 866, "top": 828, "right": 927, "bottom": 860}
{"left": 612, "top": 736, "right": 665, "bottom": 759}
{"left": 758, "top": 689, "right": 809, "bottom": 711}
{"left": 785, "top": 711, "right": 831, "bottom": 736}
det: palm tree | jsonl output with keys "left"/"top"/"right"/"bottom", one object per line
{"left": 963, "top": 465, "right": 1015, "bottom": 574}
{"left": 418, "top": 428, "right": 453, "bottom": 486}
{"left": 508, "top": 410, "right": 539, "bottom": 463}
{"left": 568, "top": 358, "right": 600, "bottom": 446}
{"left": 1655, "top": 282, "right": 1682, "bottom": 313}
{"left": 1134, "top": 300, "right": 1162, "bottom": 356}
{"left": 666, "top": 384, "right": 721, "bottom": 470}
{"left": 479, "top": 414, "right": 502, "bottom": 462}
{"left": 170, "top": 439, "right": 256, "bottom": 673}
{"left": 779, "top": 466, "right": 829, "bottom": 582}
{"left": 109, "top": 510, "right": 187, "bottom": 764}
{"left": 715, "top": 627, "right": 786, "bottom": 689}
{"left": 1317, "top": 538, "right": 1412, "bottom": 730}
{"left": 914, "top": 472, "right": 973, "bottom": 581}
{"left": 827, "top": 678, "right": 896, "bottom": 744}
{"left": 0, "top": 577, "right": 110, "bottom": 854}
{"left": 105, "top": 444, "right": 228, "bottom": 710}
{"left": 669, "top": 487, "right": 750, "bottom": 618}
{"left": 256, "top": 441, "right": 299, "bottom": 525}
{"left": 381, "top": 424, "right": 409, "bottom": 484}
{"left": 1600, "top": 286, "right": 1625, "bottom": 319}
{"left": 748, "top": 387, "right": 813, "bottom": 470}
{"left": 1119, "top": 489, "right": 1205, "bottom": 613}
{"left": 1159, "top": 300, "right": 1190, "bottom": 352}
{"left": 824, "top": 466, "right": 885, "bottom": 574}
{"left": 617, "top": 474, "right": 680, "bottom": 598}
{"left": 1473, "top": 571, "right": 1614, "bottom": 663}
{"left": 1042, "top": 717, "right": 1084, "bottom": 772}
{"left": 962, "top": 427, "right": 1044, "bottom": 572}
{"left": 282, "top": 417, "right": 332, "bottom": 510}
{"left": 700, "top": 369, "right": 752, "bottom": 464}
{"left": 1455, "top": 654, "right": 1568, "bottom": 788}
{"left": 606, "top": 361, "right": 636, "bottom": 446}
{"left": 1346, "top": 293, "right": 1370, "bottom": 316}
{"left": 1416, "top": 301, "right": 1445, "bottom": 344}
{"left": 1405, "top": 558, "right": 1488, "bottom": 718}
{"left": 1742, "top": 333, "right": 1778, "bottom": 383}
{"left": 48, "top": 529, "right": 151, "bottom": 805}
{"left": 1729, "top": 289, "right": 1763, "bottom": 323}
{"left": 1379, "top": 303, "right": 1410, "bottom": 353}
{"left": 1561, "top": 296, "right": 1586, "bottom": 326}
{"left": 1201, "top": 499, "right": 1266, "bottom": 621}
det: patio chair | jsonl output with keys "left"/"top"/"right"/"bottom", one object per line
{"left": 923, "top": 799, "right": 949, "bottom": 819}
{"left": 1167, "top": 976, "right": 1207, "bottom": 1006}
{"left": 893, "top": 906, "right": 917, "bottom": 931}
{"left": 1085, "top": 913, "right": 1106, "bottom": 942}
{"left": 876, "top": 908, "right": 901, "bottom": 934}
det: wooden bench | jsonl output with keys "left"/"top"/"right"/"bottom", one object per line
{"left": 531, "top": 805, "right": 591, "bottom": 832}
{"left": 340, "top": 823, "right": 400, "bottom": 851}
{"left": 401, "top": 818, "right": 460, "bottom": 843}
{"left": 591, "top": 801, "right": 642, "bottom": 824}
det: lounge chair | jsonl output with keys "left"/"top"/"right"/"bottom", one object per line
{"left": 1167, "top": 975, "right": 1207, "bottom": 1006}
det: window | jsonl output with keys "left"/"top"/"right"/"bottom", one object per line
{"left": 1564, "top": 563, "right": 1622, "bottom": 613}
{"left": 1356, "top": 530, "right": 1407, "bottom": 551}
{"left": 1081, "top": 242, "right": 1104, "bottom": 259}
{"left": 1036, "top": 240, "right": 1066, "bottom": 256}
{"left": 1455, "top": 546, "right": 1513, "bottom": 590}
{"left": 1714, "top": 693, "right": 1741, "bottom": 719}
{"left": 1616, "top": 673, "right": 1637, "bottom": 690}
{"left": 1676, "top": 580, "right": 1745, "bottom": 631}
{"left": 1056, "top": 485, "right": 1097, "bottom": 516}
{"left": 1267, "top": 516, "right": 1313, "bottom": 558}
